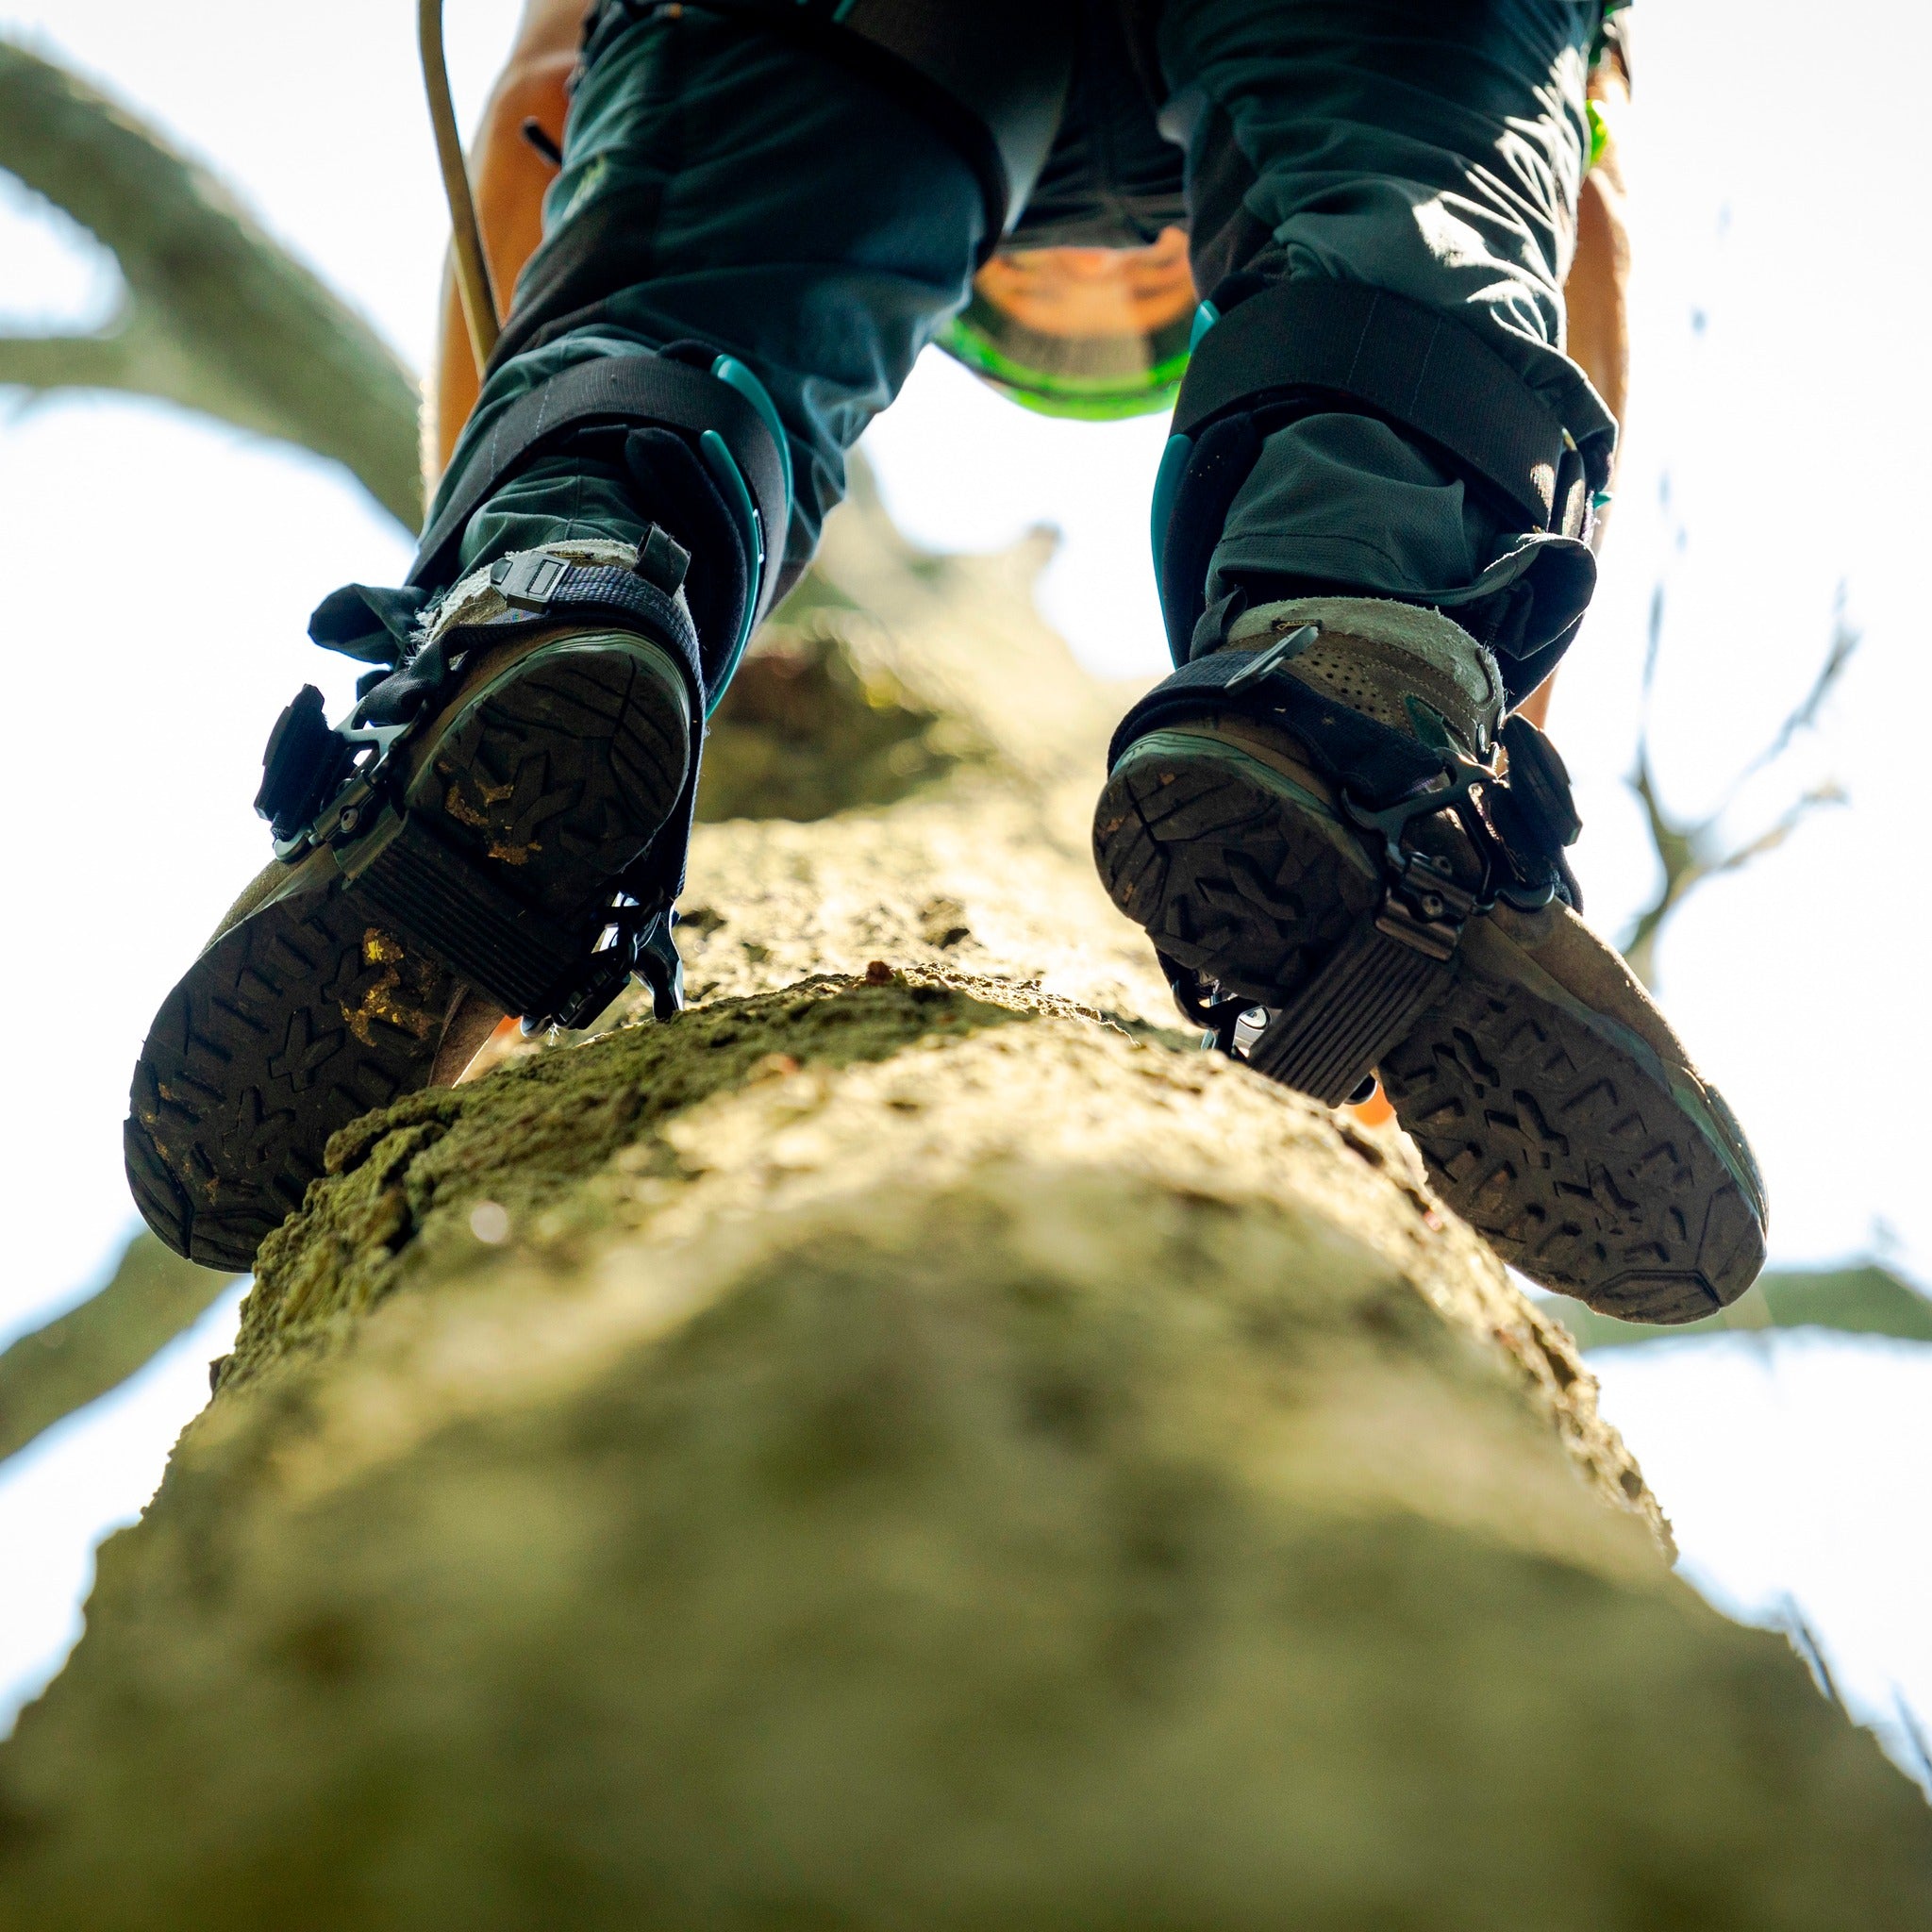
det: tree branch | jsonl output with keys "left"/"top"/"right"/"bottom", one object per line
{"left": 1618, "top": 591, "right": 1859, "bottom": 988}
{"left": 0, "top": 39, "right": 422, "bottom": 527}
{"left": 1541, "top": 1262, "right": 1932, "bottom": 1351}
{"left": 0, "top": 1233, "right": 237, "bottom": 1468}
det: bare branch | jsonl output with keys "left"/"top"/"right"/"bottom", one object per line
{"left": 1893, "top": 1695, "right": 1932, "bottom": 1790}
{"left": 1703, "top": 782, "right": 1847, "bottom": 880}
{"left": 1619, "top": 592, "right": 1855, "bottom": 988}
{"left": 1736, "top": 584, "right": 1862, "bottom": 788}
{"left": 1782, "top": 1601, "right": 1848, "bottom": 1712}
{"left": 0, "top": 325, "right": 138, "bottom": 391}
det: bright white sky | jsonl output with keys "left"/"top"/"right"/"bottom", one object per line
{"left": 0, "top": 0, "right": 1928, "bottom": 1789}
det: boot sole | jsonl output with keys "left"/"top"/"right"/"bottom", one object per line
{"left": 1095, "top": 731, "right": 1767, "bottom": 1321}
{"left": 126, "top": 632, "right": 690, "bottom": 1270}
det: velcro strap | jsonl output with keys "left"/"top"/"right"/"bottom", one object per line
{"left": 412, "top": 355, "right": 787, "bottom": 614}
{"left": 1174, "top": 280, "right": 1580, "bottom": 531}
{"left": 1107, "top": 645, "right": 1446, "bottom": 807}
{"left": 344, "top": 557, "right": 705, "bottom": 738}
{"left": 1243, "top": 915, "right": 1455, "bottom": 1107}
{"left": 442, "top": 559, "right": 706, "bottom": 711}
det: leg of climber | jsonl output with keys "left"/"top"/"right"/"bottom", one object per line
{"left": 1095, "top": 0, "right": 1769, "bottom": 1319}
{"left": 125, "top": 0, "right": 1067, "bottom": 1269}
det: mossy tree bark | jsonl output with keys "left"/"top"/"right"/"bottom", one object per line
{"left": 1, "top": 488, "right": 1927, "bottom": 1928}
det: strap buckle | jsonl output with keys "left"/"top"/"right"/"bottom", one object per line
{"left": 1341, "top": 705, "right": 1576, "bottom": 920}
{"left": 1375, "top": 850, "right": 1476, "bottom": 961}
{"left": 493, "top": 550, "right": 570, "bottom": 611}
{"left": 293, "top": 720, "right": 410, "bottom": 857}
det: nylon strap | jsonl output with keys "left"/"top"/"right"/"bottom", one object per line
{"left": 1172, "top": 280, "right": 1576, "bottom": 531}
{"left": 411, "top": 356, "right": 786, "bottom": 613}
{"left": 1107, "top": 643, "right": 1445, "bottom": 807}
{"left": 441, "top": 558, "right": 704, "bottom": 712}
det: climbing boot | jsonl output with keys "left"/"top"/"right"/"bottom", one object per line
{"left": 1094, "top": 596, "right": 1768, "bottom": 1323}
{"left": 125, "top": 536, "right": 703, "bottom": 1271}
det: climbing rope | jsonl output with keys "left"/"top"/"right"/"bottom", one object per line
{"left": 420, "top": 0, "right": 501, "bottom": 374}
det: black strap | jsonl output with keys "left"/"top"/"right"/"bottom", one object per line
{"left": 1174, "top": 279, "right": 1585, "bottom": 533}
{"left": 411, "top": 356, "right": 786, "bottom": 613}
{"left": 441, "top": 558, "right": 704, "bottom": 710}
{"left": 329, "top": 557, "right": 704, "bottom": 736}
{"left": 1106, "top": 643, "right": 1446, "bottom": 808}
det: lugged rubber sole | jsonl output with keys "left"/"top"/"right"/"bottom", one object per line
{"left": 1093, "top": 731, "right": 1380, "bottom": 1006}
{"left": 126, "top": 630, "right": 691, "bottom": 1270}
{"left": 1094, "top": 730, "right": 1767, "bottom": 1321}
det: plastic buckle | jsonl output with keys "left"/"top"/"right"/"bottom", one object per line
{"left": 1222, "top": 624, "right": 1320, "bottom": 695}
{"left": 495, "top": 551, "right": 570, "bottom": 612}
{"left": 1341, "top": 697, "right": 1574, "bottom": 921}
{"left": 1342, "top": 731, "right": 1491, "bottom": 864}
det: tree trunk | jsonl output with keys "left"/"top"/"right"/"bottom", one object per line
{"left": 2, "top": 485, "right": 1926, "bottom": 1929}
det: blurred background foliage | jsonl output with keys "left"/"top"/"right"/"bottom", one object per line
{"left": 0, "top": 1240, "right": 236, "bottom": 1468}
{"left": 0, "top": 39, "right": 420, "bottom": 526}
{"left": 1543, "top": 1264, "right": 1932, "bottom": 1355}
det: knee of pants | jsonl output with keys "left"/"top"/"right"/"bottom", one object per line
{"left": 1159, "top": 0, "right": 1611, "bottom": 652}
{"left": 447, "top": 6, "right": 989, "bottom": 572}
{"left": 1161, "top": 0, "right": 1604, "bottom": 428}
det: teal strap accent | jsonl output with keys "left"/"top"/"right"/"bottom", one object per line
{"left": 1188, "top": 301, "right": 1220, "bottom": 352}
{"left": 702, "top": 356, "right": 793, "bottom": 710}
{"left": 709, "top": 354, "right": 794, "bottom": 525}
{"left": 1149, "top": 432, "right": 1192, "bottom": 596}
{"left": 698, "top": 429, "right": 764, "bottom": 710}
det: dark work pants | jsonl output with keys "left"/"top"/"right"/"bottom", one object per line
{"left": 433, "top": 0, "right": 1610, "bottom": 669}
